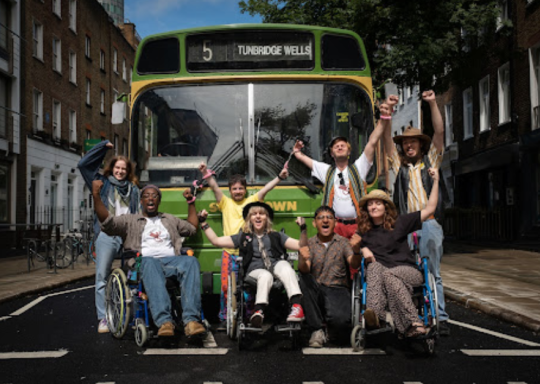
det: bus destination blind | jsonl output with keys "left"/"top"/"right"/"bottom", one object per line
{"left": 186, "top": 31, "right": 314, "bottom": 71}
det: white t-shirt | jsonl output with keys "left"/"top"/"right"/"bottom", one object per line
{"left": 311, "top": 153, "right": 371, "bottom": 219}
{"left": 141, "top": 217, "right": 177, "bottom": 258}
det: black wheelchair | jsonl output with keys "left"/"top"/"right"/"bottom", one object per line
{"left": 226, "top": 256, "right": 302, "bottom": 350}
{"left": 105, "top": 249, "right": 209, "bottom": 347}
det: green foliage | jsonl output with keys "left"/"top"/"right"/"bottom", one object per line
{"left": 239, "top": 0, "right": 510, "bottom": 92}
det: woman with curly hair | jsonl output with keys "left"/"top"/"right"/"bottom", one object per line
{"left": 198, "top": 202, "right": 307, "bottom": 327}
{"left": 350, "top": 168, "right": 439, "bottom": 338}
{"left": 78, "top": 141, "right": 140, "bottom": 333}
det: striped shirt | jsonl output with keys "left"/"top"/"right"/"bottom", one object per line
{"left": 388, "top": 143, "right": 443, "bottom": 213}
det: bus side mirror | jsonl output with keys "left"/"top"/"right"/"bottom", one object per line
{"left": 111, "top": 101, "right": 126, "bottom": 124}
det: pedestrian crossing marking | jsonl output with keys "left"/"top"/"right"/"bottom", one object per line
{"left": 143, "top": 348, "right": 229, "bottom": 355}
{"left": 0, "top": 350, "right": 69, "bottom": 359}
{"left": 302, "top": 347, "right": 385, "bottom": 355}
{"left": 461, "top": 349, "right": 540, "bottom": 357}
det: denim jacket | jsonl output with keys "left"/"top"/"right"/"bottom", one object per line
{"left": 77, "top": 140, "right": 140, "bottom": 238}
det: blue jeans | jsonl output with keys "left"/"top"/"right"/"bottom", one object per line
{"left": 95, "top": 232, "right": 123, "bottom": 320}
{"left": 140, "top": 256, "right": 202, "bottom": 327}
{"left": 410, "top": 219, "right": 449, "bottom": 321}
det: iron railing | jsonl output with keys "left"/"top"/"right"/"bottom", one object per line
{"left": 443, "top": 206, "right": 516, "bottom": 242}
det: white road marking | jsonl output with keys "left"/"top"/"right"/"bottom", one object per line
{"left": 143, "top": 348, "right": 229, "bottom": 356}
{"left": 203, "top": 382, "right": 223, "bottom": 384}
{"left": 403, "top": 382, "right": 423, "bottom": 384}
{"left": 9, "top": 285, "right": 94, "bottom": 317}
{"left": 507, "top": 382, "right": 528, "bottom": 384}
{"left": 0, "top": 350, "right": 69, "bottom": 359}
{"left": 302, "top": 347, "right": 385, "bottom": 355}
{"left": 462, "top": 349, "right": 540, "bottom": 357}
{"left": 0, "top": 316, "right": 11, "bottom": 321}
{"left": 448, "top": 319, "right": 540, "bottom": 347}
{"left": 303, "top": 382, "right": 325, "bottom": 384}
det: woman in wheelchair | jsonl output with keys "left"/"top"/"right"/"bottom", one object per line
{"left": 351, "top": 168, "right": 439, "bottom": 338}
{"left": 199, "top": 202, "right": 307, "bottom": 327}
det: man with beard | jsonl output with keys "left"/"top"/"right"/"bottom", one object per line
{"left": 382, "top": 90, "right": 450, "bottom": 336}
{"left": 292, "top": 107, "right": 390, "bottom": 239}
{"left": 92, "top": 181, "right": 206, "bottom": 338}
{"left": 298, "top": 206, "right": 362, "bottom": 348}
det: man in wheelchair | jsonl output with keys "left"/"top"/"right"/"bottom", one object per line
{"left": 92, "top": 180, "right": 206, "bottom": 338}
{"left": 298, "top": 206, "right": 363, "bottom": 348}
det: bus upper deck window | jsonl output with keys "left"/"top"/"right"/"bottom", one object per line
{"left": 137, "top": 37, "right": 180, "bottom": 75}
{"left": 321, "top": 34, "right": 365, "bottom": 71}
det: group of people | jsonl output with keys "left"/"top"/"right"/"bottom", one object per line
{"left": 79, "top": 89, "right": 450, "bottom": 347}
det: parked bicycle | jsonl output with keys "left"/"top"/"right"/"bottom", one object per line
{"left": 26, "top": 237, "right": 64, "bottom": 271}
{"left": 55, "top": 229, "right": 91, "bottom": 269}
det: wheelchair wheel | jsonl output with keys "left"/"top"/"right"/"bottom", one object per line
{"left": 227, "top": 273, "right": 238, "bottom": 339}
{"left": 428, "top": 272, "right": 440, "bottom": 331}
{"left": 351, "top": 274, "right": 361, "bottom": 328}
{"left": 105, "top": 268, "right": 132, "bottom": 339}
{"left": 351, "top": 325, "right": 366, "bottom": 352}
{"left": 135, "top": 318, "right": 148, "bottom": 347}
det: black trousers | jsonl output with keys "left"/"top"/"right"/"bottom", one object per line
{"left": 299, "top": 274, "right": 351, "bottom": 332}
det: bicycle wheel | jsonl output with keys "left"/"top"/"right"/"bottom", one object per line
{"left": 30, "top": 240, "right": 46, "bottom": 262}
{"left": 27, "top": 239, "right": 38, "bottom": 270}
{"left": 56, "top": 238, "right": 72, "bottom": 269}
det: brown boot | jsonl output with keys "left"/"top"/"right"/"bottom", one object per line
{"left": 184, "top": 321, "right": 206, "bottom": 337}
{"left": 363, "top": 308, "right": 380, "bottom": 330}
{"left": 157, "top": 321, "right": 175, "bottom": 337}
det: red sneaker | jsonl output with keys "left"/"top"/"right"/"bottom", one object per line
{"left": 287, "top": 304, "right": 305, "bottom": 322}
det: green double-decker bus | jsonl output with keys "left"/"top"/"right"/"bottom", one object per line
{"left": 126, "top": 24, "right": 377, "bottom": 294}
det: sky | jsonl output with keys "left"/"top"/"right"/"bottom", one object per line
{"left": 124, "top": 0, "right": 263, "bottom": 39}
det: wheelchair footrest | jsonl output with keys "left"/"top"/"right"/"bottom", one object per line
{"left": 275, "top": 323, "right": 302, "bottom": 333}
{"left": 366, "top": 325, "right": 393, "bottom": 336}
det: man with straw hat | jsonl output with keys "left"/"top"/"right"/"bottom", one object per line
{"left": 382, "top": 90, "right": 450, "bottom": 336}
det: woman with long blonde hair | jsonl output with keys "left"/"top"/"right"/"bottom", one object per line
{"left": 199, "top": 202, "right": 307, "bottom": 327}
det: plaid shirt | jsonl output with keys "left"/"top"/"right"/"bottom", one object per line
{"left": 307, "top": 234, "right": 354, "bottom": 288}
{"left": 388, "top": 143, "right": 443, "bottom": 213}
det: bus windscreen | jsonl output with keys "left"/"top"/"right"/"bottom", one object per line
{"left": 186, "top": 31, "right": 314, "bottom": 72}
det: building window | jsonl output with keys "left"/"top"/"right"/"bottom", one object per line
{"left": 405, "top": 86, "right": 412, "bottom": 99}
{"left": 445, "top": 104, "right": 453, "bottom": 146}
{"left": 69, "top": 0, "right": 76, "bottom": 31}
{"left": 33, "top": 21, "right": 43, "bottom": 60}
{"left": 53, "top": 37, "right": 61, "bottom": 73}
{"left": 0, "top": 1, "right": 8, "bottom": 51}
{"left": 69, "top": 51, "right": 76, "bottom": 84}
{"left": 33, "top": 89, "right": 43, "bottom": 131}
{"left": 86, "top": 79, "right": 91, "bottom": 105}
{"left": 100, "top": 50, "right": 105, "bottom": 71}
{"left": 498, "top": 63, "right": 511, "bottom": 125}
{"left": 0, "top": 164, "right": 8, "bottom": 222}
{"left": 85, "top": 35, "right": 91, "bottom": 58}
{"left": 531, "top": 47, "right": 540, "bottom": 130}
{"left": 114, "top": 134, "right": 119, "bottom": 156}
{"left": 52, "top": 0, "right": 61, "bottom": 17}
{"left": 53, "top": 100, "right": 61, "bottom": 140}
{"left": 497, "top": 0, "right": 508, "bottom": 30}
{"left": 122, "top": 58, "right": 127, "bottom": 81}
{"left": 69, "top": 110, "right": 76, "bottom": 143}
{"left": 86, "top": 130, "right": 91, "bottom": 140}
{"left": 113, "top": 49, "right": 118, "bottom": 73}
{"left": 0, "top": 75, "right": 7, "bottom": 138}
{"left": 463, "top": 87, "right": 473, "bottom": 139}
{"left": 479, "top": 76, "right": 490, "bottom": 132}
{"left": 100, "top": 90, "right": 105, "bottom": 114}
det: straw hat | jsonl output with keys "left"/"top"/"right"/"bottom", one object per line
{"left": 393, "top": 126, "right": 431, "bottom": 149}
{"left": 242, "top": 201, "right": 274, "bottom": 220}
{"left": 358, "top": 189, "right": 396, "bottom": 210}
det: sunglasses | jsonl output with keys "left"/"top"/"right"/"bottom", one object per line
{"left": 338, "top": 172, "right": 345, "bottom": 186}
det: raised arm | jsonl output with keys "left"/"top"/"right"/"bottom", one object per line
{"left": 364, "top": 102, "right": 393, "bottom": 163}
{"left": 257, "top": 168, "right": 288, "bottom": 200}
{"left": 92, "top": 180, "right": 109, "bottom": 223}
{"left": 198, "top": 209, "right": 235, "bottom": 249}
{"left": 292, "top": 140, "right": 313, "bottom": 170}
{"left": 283, "top": 217, "right": 307, "bottom": 251}
{"left": 423, "top": 90, "right": 444, "bottom": 153}
{"left": 381, "top": 95, "right": 399, "bottom": 160}
{"left": 78, "top": 140, "right": 113, "bottom": 189}
{"left": 420, "top": 168, "right": 440, "bottom": 222}
{"left": 183, "top": 188, "right": 198, "bottom": 228}
{"left": 199, "top": 162, "right": 223, "bottom": 203}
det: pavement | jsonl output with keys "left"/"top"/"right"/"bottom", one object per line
{"left": 0, "top": 243, "right": 539, "bottom": 333}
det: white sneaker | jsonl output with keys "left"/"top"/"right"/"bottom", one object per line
{"left": 98, "top": 318, "right": 109, "bottom": 333}
{"left": 309, "top": 329, "right": 327, "bottom": 348}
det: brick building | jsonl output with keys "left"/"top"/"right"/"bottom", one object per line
{"left": 4, "top": 0, "right": 138, "bottom": 248}
{"left": 440, "top": 0, "right": 540, "bottom": 241}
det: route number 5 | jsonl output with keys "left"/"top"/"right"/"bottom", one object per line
{"left": 203, "top": 40, "right": 212, "bottom": 61}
